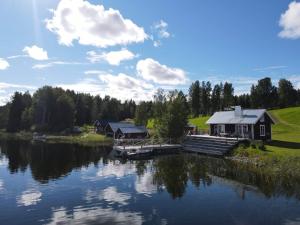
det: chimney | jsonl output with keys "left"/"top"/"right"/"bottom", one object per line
{"left": 234, "top": 106, "right": 242, "bottom": 117}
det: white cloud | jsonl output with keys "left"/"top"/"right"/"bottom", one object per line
{"left": 84, "top": 70, "right": 107, "bottom": 75}
{"left": 153, "top": 40, "right": 161, "bottom": 48}
{"left": 136, "top": 58, "right": 188, "bottom": 85}
{"left": 0, "top": 82, "right": 36, "bottom": 90}
{"left": 151, "top": 20, "right": 171, "bottom": 47}
{"left": 154, "top": 20, "right": 170, "bottom": 38}
{"left": 279, "top": 1, "right": 300, "bottom": 39}
{"left": 46, "top": 0, "right": 147, "bottom": 48}
{"left": 16, "top": 189, "right": 42, "bottom": 206}
{"left": 0, "top": 58, "right": 9, "bottom": 70}
{"left": 87, "top": 49, "right": 137, "bottom": 66}
{"left": 33, "top": 61, "right": 85, "bottom": 69}
{"left": 57, "top": 72, "right": 155, "bottom": 102}
{"left": 23, "top": 45, "right": 48, "bottom": 61}
{"left": 99, "top": 73, "right": 155, "bottom": 101}
{"left": 287, "top": 75, "right": 300, "bottom": 89}
{"left": 253, "top": 65, "right": 287, "bottom": 72}
{"left": 57, "top": 78, "right": 104, "bottom": 95}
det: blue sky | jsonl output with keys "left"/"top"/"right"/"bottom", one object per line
{"left": 0, "top": 0, "right": 300, "bottom": 105}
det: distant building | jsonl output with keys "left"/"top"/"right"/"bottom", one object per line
{"left": 94, "top": 120, "right": 110, "bottom": 134}
{"left": 104, "top": 122, "right": 148, "bottom": 139}
{"left": 206, "top": 106, "right": 275, "bottom": 140}
{"left": 115, "top": 126, "right": 148, "bottom": 139}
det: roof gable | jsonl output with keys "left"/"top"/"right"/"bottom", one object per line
{"left": 107, "top": 122, "right": 136, "bottom": 132}
{"left": 118, "top": 126, "right": 148, "bottom": 134}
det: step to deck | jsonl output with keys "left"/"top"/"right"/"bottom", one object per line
{"left": 183, "top": 135, "right": 240, "bottom": 156}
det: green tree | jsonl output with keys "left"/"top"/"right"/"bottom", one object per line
{"left": 250, "top": 77, "right": 278, "bottom": 109}
{"left": 154, "top": 90, "right": 189, "bottom": 141}
{"left": 7, "top": 92, "right": 32, "bottom": 132}
{"left": 211, "top": 84, "right": 222, "bottom": 113}
{"left": 189, "top": 81, "right": 200, "bottom": 117}
{"left": 222, "top": 82, "right": 234, "bottom": 109}
{"left": 278, "top": 78, "right": 297, "bottom": 108}
{"left": 135, "top": 101, "right": 151, "bottom": 126}
{"left": 53, "top": 94, "right": 75, "bottom": 131}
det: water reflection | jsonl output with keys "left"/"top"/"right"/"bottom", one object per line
{"left": 0, "top": 141, "right": 110, "bottom": 183}
{"left": 153, "top": 155, "right": 300, "bottom": 200}
{"left": 16, "top": 189, "right": 42, "bottom": 206}
{"left": 45, "top": 206, "right": 144, "bottom": 225}
{"left": 0, "top": 179, "right": 3, "bottom": 190}
{"left": 1, "top": 141, "right": 300, "bottom": 225}
{"left": 1, "top": 141, "right": 300, "bottom": 200}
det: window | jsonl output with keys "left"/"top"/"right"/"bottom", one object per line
{"left": 260, "top": 125, "right": 265, "bottom": 136}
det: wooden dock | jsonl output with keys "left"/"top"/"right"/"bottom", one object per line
{"left": 113, "top": 143, "right": 182, "bottom": 159}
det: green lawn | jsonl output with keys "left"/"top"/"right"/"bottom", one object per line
{"left": 234, "top": 107, "right": 300, "bottom": 164}
{"left": 0, "top": 128, "right": 113, "bottom": 147}
{"left": 46, "top": 133, "right": 112, "bottom": 146}
{"left": 147, "top": 116, "right": 210, "bottom": 132}
{"left": 188, "top": 116, "right": 210, "bottom": 131}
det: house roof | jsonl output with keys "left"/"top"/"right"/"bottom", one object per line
{"left": 106, "top": 122, "right": 136, "bottom": 133}
{"left": 118, "top": 126, "right": 148, "bottom": 134}
{"left": 206, "top": 109, "right": 275, "bottom": 125}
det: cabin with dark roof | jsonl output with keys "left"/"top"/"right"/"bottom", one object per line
{"left": 115, "top": 126, "right": 148, "bottom": 139}
{"left": 104, "top": 122, "right": 148, "bottom": 139}
{"left": 206, "top": 106, "right": 275, "bottom": 140}
{"left": 94, "top": 120, "right": 110, "bottom": 134}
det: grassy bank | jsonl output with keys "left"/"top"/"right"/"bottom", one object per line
{"left": 188, "top": 116, "right": 210, "bottom": 132}
{"left": 0, "top": 129, "right": 113, "bottom": 147}
{"left": 147, "top": 116, "right": 210, "bottom": 131}
{"left": 186, "top": 107, "right": 300, "bottom": 173}
{"left": 231, "top": 107, "right": 300, "bottom": 174}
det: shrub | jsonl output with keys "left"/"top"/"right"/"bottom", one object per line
{"left": 258, "top": 142, "right": 266, "bottom": 151}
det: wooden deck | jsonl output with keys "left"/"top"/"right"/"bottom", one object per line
{"left": 114, "top": 144, "right": 182, "bottom": 151}
{"left": 183, "top": 135, "right": 241, "bottom": 156}
{"left": 113, "top": 144, "right": 182, "bottom": 159}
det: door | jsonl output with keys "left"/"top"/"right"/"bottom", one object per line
{"left": 217, "top": 125, "right": 225, "bottom": 135}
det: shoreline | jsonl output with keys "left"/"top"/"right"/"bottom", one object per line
{"left": 0, "top": 131, "right": 113, "bottom": 147}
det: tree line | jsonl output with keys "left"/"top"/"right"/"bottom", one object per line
{"left": 188, "top": 77, "right": 300, "bottom": 117}
{"left": 0, "top": 76, "right": 299, "bottom": 135}
{"left": 135, "top": 77, "right": 300, "bottom": 130}
{"left": 0, "top": 86, "right": 136, "bottom": 132}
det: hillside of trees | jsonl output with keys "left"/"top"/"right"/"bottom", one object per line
{"left": 0, "top": 77, "right": 299, "bottom": 134}
{"left": 0, "top": 86, "right": 136, "bottom": 132}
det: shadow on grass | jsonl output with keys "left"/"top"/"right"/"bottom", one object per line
{"left": 268, "top": 140, "right": 300, "bottom": 150}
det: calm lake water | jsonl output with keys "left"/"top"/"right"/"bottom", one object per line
{"left": 0, "top": 141, "right": 300, "bottom": 225}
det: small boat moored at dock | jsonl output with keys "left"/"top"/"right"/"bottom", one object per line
{"left": 32, "top": 132, "right": 47, "bottom": 142}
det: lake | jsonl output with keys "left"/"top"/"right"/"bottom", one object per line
{"left": 0, "top": 141, "right": 300, "bottom": 225}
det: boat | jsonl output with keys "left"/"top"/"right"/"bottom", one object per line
{"left": 113, "top": 146, "right": 153, "bottom": 159}
{"left": 32, "top": 132, "right": 47, "bottom": 142}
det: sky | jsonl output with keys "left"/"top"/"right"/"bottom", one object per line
{"left": 0, "top": 0, "right": 300, "bottom": 105}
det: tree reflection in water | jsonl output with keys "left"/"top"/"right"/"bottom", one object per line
{"left": 1, "top": 141, "right": 300, "bottom": 200}
{"left": 0, "top": 141, "right": 111, "bottom": 183}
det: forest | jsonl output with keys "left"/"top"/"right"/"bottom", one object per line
{"left": 0, "top": 77, "right": 299, "bottom": 134}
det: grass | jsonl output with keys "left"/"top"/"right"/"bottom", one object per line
{"left": 46, "top": 133, "right": 112, "bottom": 146}
{"left": 188, "top": 116, "right": 210, "bottom": 131}
{"left": 0, "top": 128, "right": 113, "bottom": 147}
{"left": 232, "top": 106, "right": 300, "bottom": 174}
{"left": 183, "top": 107, "right": 300, "bottom": 172}
{"left": 147, "top": 116, "right": 210, "bottom": 131}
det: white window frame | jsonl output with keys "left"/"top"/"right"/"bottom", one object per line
{"left": 260, "top": 125, "right": 265, "bottom": 136}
